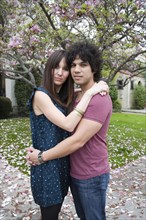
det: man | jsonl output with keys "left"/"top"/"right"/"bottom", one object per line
{"left": 27, "top": 41, "right": 112, "bottom": 220}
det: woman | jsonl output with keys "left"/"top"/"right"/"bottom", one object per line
{"left": 28, "top": 49, "right": 108, "bottom": 220}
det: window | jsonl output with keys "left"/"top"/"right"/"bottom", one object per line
{"left": 138, "top": 81, "right": 142, "bottom": 86}
{"left": 130, "top": 81, "right": 134, "bottom": 90}
{"left": 0, "top": 72, "right": 5, "bottom": 96}
{"left": 117, "top": 80, "right": 123, "bottom": 90}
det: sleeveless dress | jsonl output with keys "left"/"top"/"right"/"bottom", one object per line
{"left": 28, "top": 87, "right": 70, "bottom": 207}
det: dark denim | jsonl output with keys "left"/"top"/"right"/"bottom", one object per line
{"left": 71, "top": 173, "right": 110, "bottom": 220}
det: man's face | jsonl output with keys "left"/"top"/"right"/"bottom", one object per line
{"left": 70, "top": 56, "right": 94, "bottom": 86}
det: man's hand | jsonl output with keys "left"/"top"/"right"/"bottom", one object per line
{"left": 26, "top": 146, "right": 41, "bottom": 165}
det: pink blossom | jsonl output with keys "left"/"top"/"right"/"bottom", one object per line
{"left": 46, "top": 49, "right": 54, "bottom": 58}
{"left": 119, "top": 0, "right": 127, "bottom": 3}
{"left": 9, "top": 61, "right": 17, "bottom": 66}
{"left": 85, "top": 1, "right": 93, "bottom": 6}
{"left": 8, "top": 36, "right": 23, "bottom": 48}
{"left": 6, "top": 0, "right": 20, "bottom": 7}
{"left": 30, "top": 24, "right": 41, "bottom": 33}
{"left": 70, "top": 0, "right": 75, "bottom": 7}
{"left": 29, "top": 36, "right": 39, "bottom": 44}
{"left": 54, "top": 6, "right": 61, "bottom": 14}
{"left": 93, "top": 0, "right": 101, "bottom": 4}
{"left": 9, "top": 14, "right": 16, "bottom": 19}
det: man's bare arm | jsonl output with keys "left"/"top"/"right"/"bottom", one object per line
{"left": 27, "top": 118, "right": 102, "bottom": 164}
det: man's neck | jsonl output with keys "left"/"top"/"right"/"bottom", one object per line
{"left": 75, "top": 80, "right": 95, "bottom": 102}
{"left": 80, "top": 81, "right": 95, "bottom": 94}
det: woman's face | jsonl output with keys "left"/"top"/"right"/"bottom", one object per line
{"left": 53, "top": 57, "right": 69, "bottom": 91}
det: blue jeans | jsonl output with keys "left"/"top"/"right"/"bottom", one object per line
{"left": 70, "top": 173, "right": 110, "bottom": 220}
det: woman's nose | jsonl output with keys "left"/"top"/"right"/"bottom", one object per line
{"left": 57, "top": 68, "right": 63, "bottom": 75}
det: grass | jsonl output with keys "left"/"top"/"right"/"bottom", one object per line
{"left": 0, "top": 113, "right": 145, "bottom": 175}
{"left": 107, "top": 113, "right": 146, "bottom": 168}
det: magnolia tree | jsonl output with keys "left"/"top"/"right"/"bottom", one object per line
{"left": 0, "top": 0, "right": 146, "bottom": 87}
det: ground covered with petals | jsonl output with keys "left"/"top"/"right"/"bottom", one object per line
{"left": 0, "top": 156, "right": 145, "bottom": 220}
{"left": 0, "top": 114, "right": 145, "bottom": 219}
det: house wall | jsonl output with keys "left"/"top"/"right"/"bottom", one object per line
{"left": 117, "top": 75, "right": 145, "bottom": 109}
{"left": 5, "top": 78, "right": 17, "bottom": 112}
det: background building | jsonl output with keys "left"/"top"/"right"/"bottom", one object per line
{"left": 0, "top": 73, "right": 145, "bottom": 111}
{"left": 117, "top": 74, "right": 145, "bottom": 109}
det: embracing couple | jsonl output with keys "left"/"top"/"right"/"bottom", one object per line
{"left": 26, "top": 41, "right": 112, "bottom": 220}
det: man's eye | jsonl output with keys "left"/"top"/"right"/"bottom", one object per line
{"left": 81, "top": 63, "right": 87, "bottom": 67}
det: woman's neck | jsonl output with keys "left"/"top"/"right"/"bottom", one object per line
{"left": 55, "top": 85, "right": 62, "bottom": 93}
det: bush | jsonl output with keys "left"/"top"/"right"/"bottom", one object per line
{"left": 112, "top": 100, "right": 121, "bottom": 112}
{"left": 109, "top": 85, "right": 118, "bottom": 101}
{"left": 15, "top": 80, "right": 33, "bottom": 117}
{"left": 109, "top": 85, "right": 121, "bottom": 112}
{"left": 132, "top": 85, "right": 146, "bottom": 109}
{"left": 0, "top": 96, "right": 12, "bottom": 119}
{"left": 15, "top": 69, "right": 42, "bottom": 117}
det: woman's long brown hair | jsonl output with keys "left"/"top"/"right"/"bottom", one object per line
{"left": 42, "top": 50, "right": 74, "bottom": 108}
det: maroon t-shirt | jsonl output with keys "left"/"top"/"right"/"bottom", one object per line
{"left": 70, "top": 94, "right": 112, "bottom": 180}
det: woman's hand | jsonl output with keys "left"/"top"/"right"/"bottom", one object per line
{"left": 26, "top": 146, "right": 40, "bottom": 165}
{"left": 87, "top": 81, "right": 109, "bottom": 96}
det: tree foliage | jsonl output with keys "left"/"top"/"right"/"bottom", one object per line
{"left": 0, "top": 0, "right": 146, "bottom": 87}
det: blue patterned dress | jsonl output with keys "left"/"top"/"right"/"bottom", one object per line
{"left": 28, "top": 87, "right": 70, "bottom": 207}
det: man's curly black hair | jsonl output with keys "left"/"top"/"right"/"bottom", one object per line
{"left": 66, "top": 41, "right": 103, "bottom": 82}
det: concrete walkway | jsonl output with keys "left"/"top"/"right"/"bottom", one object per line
{"left": 0, "top": 156, "right": 146, "bottom": 220}
{"left": 122, "top": 109, "right": 146, "bottom": 114}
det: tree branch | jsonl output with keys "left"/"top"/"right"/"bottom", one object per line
{"left": 39, "top": 2, "right": 66, "bottom": 49}
{"left": 107, "top": 50, "right": 146, "bottom": 82}
{"left": 2, "top": 70, "right": 36, "bottom": 87}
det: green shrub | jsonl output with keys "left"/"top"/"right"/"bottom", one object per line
{"left": 109, "top": 85, "right": 118, "bottom": 101}
{"left": 109, "top": 85, "right": 121, "bottom": 111}
{"left": 15, "top": 80, "right": 33, "bottom": 117}
{"left": 132, "top": 85, "right": 146, "bottom": 109}
{"left": 0, "top": 96, "right": 12, "bottom": 119}
{"left": 112, "top": 100, "right": 121, "bottom": 112}
{"left": 14, "top": 67, "right": 42, "bottom": 117}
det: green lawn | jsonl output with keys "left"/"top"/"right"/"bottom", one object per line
{"left": 108, "top": 113, "right": 146, "bottom": 168}
{"left": 0, "top": 113, "right": 145, "bottom": 175}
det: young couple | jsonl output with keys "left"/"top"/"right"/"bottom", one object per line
{"left": 26, "top": 41, "right": 112, "bottom": 220}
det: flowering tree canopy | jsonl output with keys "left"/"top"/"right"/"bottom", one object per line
{"left": 0, "top": 0, "right": 146, "bottom": 87}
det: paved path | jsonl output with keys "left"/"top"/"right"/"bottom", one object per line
{"left": 0, "top": 156, "right": 146, "bottom": 220}
{"left": 122, "top": 109, "right": 146, "bottom": 115}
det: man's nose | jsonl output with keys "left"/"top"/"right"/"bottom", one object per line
{"left": 74, "top": 65, "right": 80, "bottom": 72}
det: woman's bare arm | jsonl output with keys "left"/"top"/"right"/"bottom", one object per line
{"left": 33, "top": 81, "right": 108, "bottom": 132}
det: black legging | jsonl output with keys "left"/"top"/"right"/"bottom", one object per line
{"left": 40, "top": 203, "right": 62, "bottom": 220}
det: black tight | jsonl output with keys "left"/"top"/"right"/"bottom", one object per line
{"left": 40, "top": 203, "right": 62, "bottom": 220}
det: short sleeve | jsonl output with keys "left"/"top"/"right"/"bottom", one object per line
{"left": 83, "top": 94, "right": 112, "bottom": 124}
